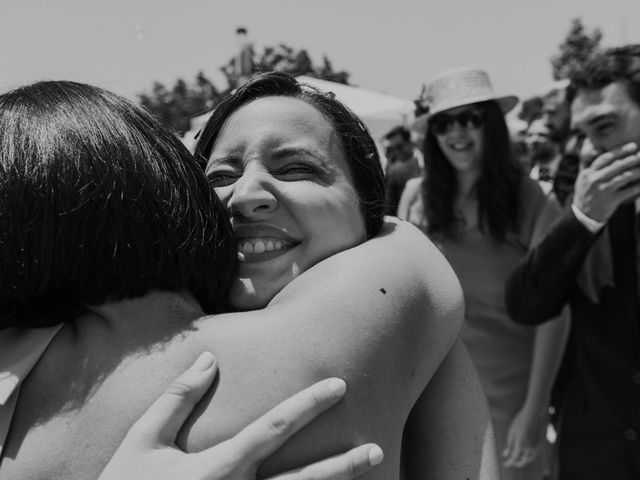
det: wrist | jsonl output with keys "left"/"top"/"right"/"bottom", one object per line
{"left": 571, "top": 203, "right": 606, "bottom": 233}
{"left": 521, "top": 399, "right": 549, "bottom": 418}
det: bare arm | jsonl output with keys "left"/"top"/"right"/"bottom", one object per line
{"left": 403, "top": 341, "right": 500, "bottom": 480}
{"left": 99, "top": 354, "right": 383, "bottom": 480}
{"left": 502, "top": 307, "right": 570, "bottom": 467}
{"left": 180, "top": 219, "right": 464, "bottom": 478}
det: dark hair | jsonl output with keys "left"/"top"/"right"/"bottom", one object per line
{"left": 194, "top": 71, "right": 385, "bottom": 238}
{"left": 384, "top": 126, "right": 411, "bottom": 142}
{"left": 422, "top": 101, "right": 523, "bottom": 242}
{"left": 566, "top": 44, "right": 640, "bottom": 106}
{"left": 0, "top": 81, "right": 235, "bottom": 328}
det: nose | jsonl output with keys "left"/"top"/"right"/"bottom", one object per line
{"left": 227, "top": 169, "right": 278, "bottom": 219}
{"left": 448, "top": 120, "right": 466, "bottom": 135}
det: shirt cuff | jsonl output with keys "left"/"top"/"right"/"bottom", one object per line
{"left": 571, "top": 203, "right": 606, "bottom": 233}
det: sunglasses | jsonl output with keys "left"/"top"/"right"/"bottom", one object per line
{"left": 430, "top": 109, "right": 485, "bottom": 135}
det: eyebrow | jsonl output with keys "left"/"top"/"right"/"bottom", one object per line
{"left": 206, "top": 155, "right": 242, "bottom": 172}
{"left": 572, "top": 112, "right": 617, "bottom": 131}
{"left": 270, "top": 146, "right": 332, "bottom": 168}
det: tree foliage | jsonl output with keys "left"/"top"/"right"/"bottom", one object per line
{"left": 138, "top": 72, "right": 220, "bottom": 134}
{"left": 139, "top": 43, "right": 350, "bottom": 133}
{"left": 220, "top": 43, "right": 350, "bottom": 89}
{"left": 551, "top": 18, "right": 603, "bottom": 80}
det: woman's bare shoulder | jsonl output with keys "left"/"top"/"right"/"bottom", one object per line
{"left": 181, "top": 219, "right": 464, "bottom": 477}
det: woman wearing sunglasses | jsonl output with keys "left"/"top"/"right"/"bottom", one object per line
{"left": 399, "top": 68, "right": 570, "bottom": 480}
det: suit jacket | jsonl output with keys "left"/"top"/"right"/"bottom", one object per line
{"left": 505, "top": 204, "right": 640, "bottom": 479}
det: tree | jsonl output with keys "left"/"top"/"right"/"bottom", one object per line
{"left": 220, "top": 43, "right": 350, "bottom": 90}
{"left": 551, "top": 18, "right": 603, "bottom": 80}
{"left": 139, "top": 43, "right": 350, "bottom": 133}
{"left": 138, "top": 71, "right": 220, "bottom": 134}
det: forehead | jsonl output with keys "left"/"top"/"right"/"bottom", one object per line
{"left": 570, "top": 82, "right": 635, "bottom": 129}
{"left": 215, "top": 96, "right": 337, "bottom": 147}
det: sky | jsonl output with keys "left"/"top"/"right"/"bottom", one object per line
{"left": 1, "top": 0, "right": 640, "bottom": 106}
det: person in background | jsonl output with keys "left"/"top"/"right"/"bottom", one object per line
{"left": 382, "top": 126, "right": 423, "bottom": 214}
{"left": 526, "top": 118, "right": 562, "bottom": 195}
{"left": 398, "top": 67, "right": 570, "bottom": 480}
{"left": 505, "top": 44, "right": 640, "bottom": 480}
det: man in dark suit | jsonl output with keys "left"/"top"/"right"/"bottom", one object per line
{"left": 505, "top": 45, "right": 640, "bottom": 479}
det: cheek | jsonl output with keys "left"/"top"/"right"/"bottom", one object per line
{"left": 305, "top": 187, "right": 366, "bottom": 247}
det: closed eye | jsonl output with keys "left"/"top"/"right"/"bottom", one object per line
{"left": 275, "top": 164, "right": 318, "bottom": 180}
{"left": 207, "top": 171, "right": 240, "bottom": 187}
{"left": 589, "top": 115, "right": 618, "bottom": 136}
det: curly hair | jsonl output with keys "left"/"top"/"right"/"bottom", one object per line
{"left": 422, "top": 101, "right": 523, "bottom": 242}
{"left": 566, "top": 44, "right": 640, "bottom": 106}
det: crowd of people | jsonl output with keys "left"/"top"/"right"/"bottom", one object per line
{"left": 0, "top": 43, "right": 639, "bottom": 480}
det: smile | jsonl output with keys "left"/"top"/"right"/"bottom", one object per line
{"left": 237, "top": 237, "right": 295, "bottom": 255}
{"left": 449, "top": 141, "right": 472, "bottom": 151}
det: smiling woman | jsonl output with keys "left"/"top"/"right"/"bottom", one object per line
{"left": 193, "top": 72, "right": 499, "bottom": 479}
{"left": 398, "top": 67, "right": 570, "bottom": 480}
{"left": 205, "top": 96, "right": 366, "bottom": 310}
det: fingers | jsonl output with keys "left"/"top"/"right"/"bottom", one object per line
{"left": 269, "top": 444, "right": 384, "bottom": 480}
{"left": 210, "top": 378, "right": 348, "bottom": 466}
{"left": 595, "top": 152, "right": 640, "bottom": 184}
{"left": 126, "top": 352, "right": 218, "bottom": 445}
{"left": 590, "top": 142, "right": 638, "bottom": 170}
{"left": 503, "top": 436, "right": 538, "bottom": 469}
{"left": 504, "top": 446, "right": 538, "bottom": 468}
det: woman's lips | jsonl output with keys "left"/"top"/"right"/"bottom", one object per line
{"left": 233, "top": 223, "right": 301, "bottom": 263}
{"left": 237, "top": 237, "right": 296, "bottom": 255}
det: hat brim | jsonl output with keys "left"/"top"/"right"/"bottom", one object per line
{"left": 412, "top": 94, "right": 518, "bottom": 134}
{"left": 429, "top": 94, "right": 519, "bottom": 117}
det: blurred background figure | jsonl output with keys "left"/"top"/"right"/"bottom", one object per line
{"left": 382, "top": 126, "right": 423, "bottom": 215}
{"left": 398, "top": 67, "right": 570, "bottom": 480}
{"left": 506, "top": 44, "right": 640, "bottom": 480}
{"left": 526, "top": 118, "right": 562, "bottom": 195}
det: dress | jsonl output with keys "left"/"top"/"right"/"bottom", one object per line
{"left": 0, "top": 324, "right": 63, "bottom": 460}
{"left": 401, "top": 177, "right": 560, "bottom": 480}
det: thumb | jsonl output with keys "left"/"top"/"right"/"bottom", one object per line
{"left": 127, "top": 352, "right": 218, "bottom": 446}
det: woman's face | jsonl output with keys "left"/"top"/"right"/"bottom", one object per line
{"left": 206, "top": 96, "right": 366, "bottom": 310}
{"left": 432, "top": 105, "right": 485, "bottom": 175}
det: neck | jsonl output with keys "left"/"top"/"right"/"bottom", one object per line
{"left": 456, "top": 169, "right": 478, "bottom": 201}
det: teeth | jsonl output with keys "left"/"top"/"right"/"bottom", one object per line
{"left": 238, "top": 238, "right": 290, "bottom": 255}
{"left": 451, "top": 143, "right": 470, "bottom": 150}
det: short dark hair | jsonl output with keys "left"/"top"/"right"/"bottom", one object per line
{"left": 194, "top": 71, "right": 385, "bottom": 238}
{"left": 422, "top": 101, "right": 523, "bottom": 242}
{"left": 0, "top": 81, "right": 235, "bottom": 328}
{"left": 567, "top": 44, "right": 640, "bottom": 106}
{"left": 384, "top": 126, "right": 411, "bottom": 143}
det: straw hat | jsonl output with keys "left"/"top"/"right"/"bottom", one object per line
{"left": 425, "top": 67, "right": 518, "bottom": 117}
{"left": 412, "top": 67, "right": 518, "bottom": 134}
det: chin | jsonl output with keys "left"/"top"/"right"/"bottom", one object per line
{"left": 228, "top": 279, "right": 278, "bottom": 311}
